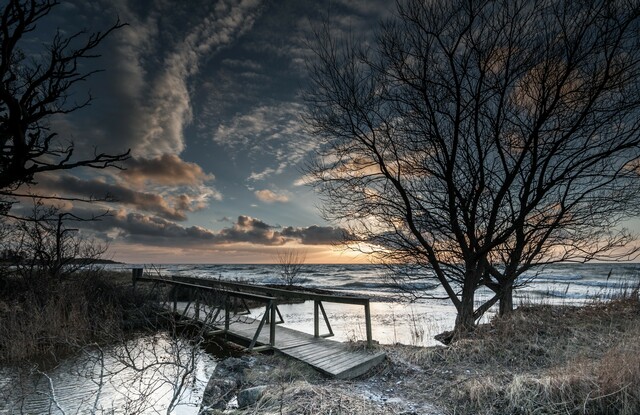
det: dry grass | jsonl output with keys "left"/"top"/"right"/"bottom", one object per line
{"left": 207, "top": 293, "right": 639, "bottom": 414}
{"left": 395, "top": 294, "right": 640, "bottom": 414}
{"left": 0, "top": 270, "right": 150, "bottom": 362}
{"left": 238, "top": 354, "right": 399, "bottom": 414}
{"left": 253, "top": 381, "right": 400, "bottom": 415}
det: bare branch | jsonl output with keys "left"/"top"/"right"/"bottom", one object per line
{"left": 0, "top": 0, "right": 130, "bottom": 198}
{"left": 305, "top": 0, "right": 640, "bottom": 333}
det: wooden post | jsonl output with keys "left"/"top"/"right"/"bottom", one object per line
{"left": 314, "top": 300, "right": 320, "bottom": 338}
{"left": 364, "top": 300, "right": 373, "bottom": 348}
{"left": 269, "top": 301, "right": 276, "bottom": 346}
{"left": 224, "top": 294, "right": 230, "bottom": 331}
{"left": 173, "top": 286, "right": 177, "bottom": 313}
{"left": 195, "top": 290, "right": 200, "bottom": 320}
{"left": 318, "top": 302, "right": 334, "bottom": 337}
{"left": 132, "top": 268, "right": 143, "bottom": 288}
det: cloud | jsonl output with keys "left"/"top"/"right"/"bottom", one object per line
{"left": 121, "top": 154, "right": 215, "bottom": 187}
{"left": 248, "top": 162, "right": 287, "bottom": 181}
{"left": 73, "top": 211, "right": 350, "bottom": 248}
{"left": 221, "top": 58, "right": 262, "bottom": 71}
{"left": 34, "top": 174, "right": 200, "bottom": 221}
{"left": 281, "top": 225, "right": 349, "bottom": 245}
{"left": 56, "top": 0, "right": 263, "bottom": 160}
{"left": 213, "top": 102, "right": 317, "bottom": 179}
{"left": 215, "top": 215, "right": 285, "bottom": 245}
{"left": 293, "top": 173, "right": 317, "bottom": 186}
{"left": 254, "top": 189, "right": 289, "bottom": 203}
{"left": 98, "top": 213, "right": 285, "bottom": 246}
{"left": 134, "top": 0, "right": 262, "bottom": 156}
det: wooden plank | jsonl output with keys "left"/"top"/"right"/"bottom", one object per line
{"left": 289, "top": 342, "right": 346, "bottom": 357}
{"left": 330, "top": 353, "right": 387, "bottom": 379}
{"left": 320, "top": 352, "right": 383, "bottom": 372}
{"left": 307, "top": 354, "right": 358, "bottom": 370}
{"left": 278, "top": 342, "right": 326, "bottom": 355}
{"left": 310, "top": 348, "right": 369, "bottom": 366}
{"left": 306, "top": 350, "right": 360, "bottom": 366}
{"left": 164, "top": 292, "right": 385, "bottom": 380}
{"left": 284, "top": 341, "right": 344, "bottom": 356}
{"left": 288, "top": 346, "right": 347, "bottom": 362}
{"left": 276, "top": 340, "right": 316, "bottom": 350}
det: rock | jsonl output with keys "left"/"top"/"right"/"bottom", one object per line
{"left": 237, "top": 385, "right": 268, "bottom": 408}
{"left": 434, "top": 330, "right": 455, "bottom": 345}
{"left": 201, "top": 378, "right": 236, "bottom": 410}
{"left": 200, "top": 356, "right": 258, "bottom": 412}
{"left": 213, "top": 356, "right": 254, "bottom": 381}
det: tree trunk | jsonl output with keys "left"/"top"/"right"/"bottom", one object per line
{"left": 454, "top": 279, "right": 476, "bottom": 334}
{"left": 499, "top": 286, "right": 514, "bottom": 316}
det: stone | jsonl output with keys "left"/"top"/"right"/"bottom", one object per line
{"left": 201, "top": 378, "right": 237, "bottom": 410}
{"left": 237, "top": 385, "right": 268, "bottom": 408}
{"left": 199, "top": 356, "right": 260, "bottom": 412}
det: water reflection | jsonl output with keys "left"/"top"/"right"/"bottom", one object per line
{"left": 0, "top": 333, "right": 216, "bottom": 414}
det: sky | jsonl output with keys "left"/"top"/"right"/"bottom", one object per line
{"left": 17, "top": 0, "right": 395, "bottom": 264}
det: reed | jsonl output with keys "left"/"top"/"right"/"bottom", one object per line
{"left": 0, "top": 270, "right": 150, "bottom": 362}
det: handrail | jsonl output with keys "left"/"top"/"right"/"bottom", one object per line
{"left": 170, "top": 274, "right": 374, "bottom": 346}
{"left": 133, "top": 273, "right": 277, "bottom": 349}
{"left": 171, "top": 275, "right": 371, "bottom": 304}
{"left": 134, "top": 271, "right": 374, "bottom": 347}
{"left": 136, "top": 275, "right": 277, "bottom": 302}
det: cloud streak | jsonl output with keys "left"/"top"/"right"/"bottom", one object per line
{"left": 34, "top": 174, "right": 210, "bottom": 221}
{"left": 254, "top": 189, "right": 289, "bottom": 203}
{"left": 213, "top": 102, "right": 317, "bottom": 181}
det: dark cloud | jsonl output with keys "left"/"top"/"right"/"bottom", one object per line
{"left": 107, "top": 214, "right": 284, "bottom": 246}
{"left": 73, "top": 211, "right": 350, "bottom": 248}
{"left": 52, "top": 0, "right": 264, "bottom": 159}
{"left": 216, "top": 215, "right": 284, "bottom": 245}
{"left": 281, "top": 225, "right": 349, "bottom": 245}
{"left": 121, "top": 154, "right": 215, "bottom": 187}
{"left": 35, "top": 174, "right": 188, "bottom": 221}
{"left": 112, "top": 212, "right": 215, "bottom": 241}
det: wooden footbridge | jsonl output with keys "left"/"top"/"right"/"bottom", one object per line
{"left": 132, "top": 269, "right": 385, "bottom": 379}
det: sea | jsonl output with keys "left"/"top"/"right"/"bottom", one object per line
{"left": 1, "top": 262, "right": 637, "bottom": 414}
{"left": 117, "top": 262, "right": 640, "bottom": 346}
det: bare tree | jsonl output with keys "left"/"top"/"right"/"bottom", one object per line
{"left": 0, "top": 0, "right": 130, "bottom": 203}
{"left": 9, "top": 200, "right": 108, "bottom": 281}
{"left": 276, "top": 248, "right": 307, "bottom": 287}
{"left": 306, "top": 0, "right": 640, "bottom": 334}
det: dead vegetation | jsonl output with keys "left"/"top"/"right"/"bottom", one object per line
{"left": 394, "top": 293, "right": 640, "bottom": 415}
{"left": 0, "top": 270, "right": 153, "bottom": 363}
{"left": 220, "top": 293, "right": 639, "bottom": 414}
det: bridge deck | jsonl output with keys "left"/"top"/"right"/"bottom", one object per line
{"left": 175, "top": 303, "right": 386, "bottom": 379}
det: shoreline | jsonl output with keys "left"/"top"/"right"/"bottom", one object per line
{"left": 200, "top": 293, "right": 640, "bottom": 414}
{"left": 1, "top": 269, "right": 638, "bottom": 414}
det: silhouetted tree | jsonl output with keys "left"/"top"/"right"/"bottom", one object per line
{"left": 10, "top": 201, "right": 108, "bottom": 280}
{"left": 0, "top": 0, "right": 129, "bottom": 204}
{"left": 276, "top": 248, "right": 307, "bottom": 287}
{"left": 306, "top": 0, "right": 640, "bottom": 334}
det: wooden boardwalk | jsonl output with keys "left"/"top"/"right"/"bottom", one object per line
{"left": 133, "top": 272, "right": 386, "bottom": 379}
{"left": 176, "top": 303, "right": 386, "bottom": 379}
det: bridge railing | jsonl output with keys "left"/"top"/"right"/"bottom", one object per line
{"left": 169, "top": 274, "right": 374, "bottom": 347}
{"left": 132, "top": 271, "right": 278, "bottom": 351}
